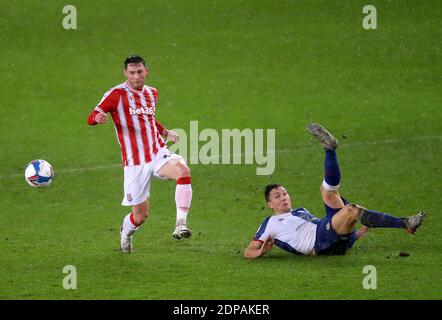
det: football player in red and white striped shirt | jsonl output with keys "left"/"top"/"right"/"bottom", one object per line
{"left": 87, "top": 55, "right": 192, "bottom": 253}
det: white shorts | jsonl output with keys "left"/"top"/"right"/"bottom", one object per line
{"left": 121, "top": 147, "right": 184, "bottom": 206}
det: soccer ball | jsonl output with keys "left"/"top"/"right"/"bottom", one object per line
{"left": 24, "top": 159, "right": 54, "bottom": 188}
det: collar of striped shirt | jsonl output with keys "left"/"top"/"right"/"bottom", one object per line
{"left": 125, "top": 80, "right": 145, "bottom": 94}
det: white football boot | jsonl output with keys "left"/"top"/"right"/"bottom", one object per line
{"left": 120, "top": 225, "right": 133, "bottom": 253}
{"left": 172, "top": 224, "right": 192, "bottom": 240}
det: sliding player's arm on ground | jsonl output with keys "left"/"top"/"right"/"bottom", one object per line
{"left": 244, "top": 217, "right": 273, "bottom": 259}
{"left": 244, "top": 237, "right": 273, "bottom": 259}
{"left": 87, "top": 89, "right": 119, "bottom": 126}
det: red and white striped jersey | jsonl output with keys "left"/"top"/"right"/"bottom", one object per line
{"left": 88, "top": 81, "right": 167, "bottom": 167}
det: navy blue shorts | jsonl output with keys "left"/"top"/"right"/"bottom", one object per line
{"left": 314, "top": 197, "right": 357, "bottom": 256}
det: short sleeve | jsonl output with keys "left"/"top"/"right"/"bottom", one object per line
{"left": 253, "top": 217, "right": 272, "bottom": 242}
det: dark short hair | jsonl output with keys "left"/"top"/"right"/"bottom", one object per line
{"left": 124, "top": 55, "right": 146, "bottom": 69}
{"left": 264, "top": 184, "right": 281, "bottom": 202}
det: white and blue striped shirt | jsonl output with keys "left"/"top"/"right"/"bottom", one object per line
{"left": 254, "top": 208, "right": 320, "bottom": 255}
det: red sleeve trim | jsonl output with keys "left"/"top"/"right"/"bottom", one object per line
{"left": 87, "top": 110, "right": 99, "bottom": 125}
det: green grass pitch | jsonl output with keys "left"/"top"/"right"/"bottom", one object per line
{"left": 0, "top": 0, "right": 441, "bottom": 299}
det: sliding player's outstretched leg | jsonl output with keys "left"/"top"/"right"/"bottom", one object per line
{"left": 326, "top": 204, "right": 425, "bottom": 255}
{"left": 357, "top": 206, "right": 426, "bottom": 234}
{"left": 307, "top": 123, "right": 425, "bottom": 235}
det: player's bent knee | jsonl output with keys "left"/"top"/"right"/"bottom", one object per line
{"left": 346, "top": 203, "right": 363, "bottom": 221}
{"left": 177, "top": 163, "right": 191, "bottom": 178}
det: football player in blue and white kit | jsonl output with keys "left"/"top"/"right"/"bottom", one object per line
{"left": 244, "top": 123, "right": 425, "bottom": 259}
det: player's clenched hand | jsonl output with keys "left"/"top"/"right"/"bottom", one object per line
{"left": 260, "top": 237, "right": 274, "bottom": 255}
{"left": 166, "top": 130, "right": 179, "bottom": 144}
{"left": 95, "top": 112, "right": 108, "bottom": 124}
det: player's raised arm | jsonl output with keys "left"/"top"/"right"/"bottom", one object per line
{"left": 244, "top": 237, "right": 273, "bottom": 259}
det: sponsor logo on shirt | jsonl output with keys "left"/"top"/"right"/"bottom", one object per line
{"left": 129, "top": 106, "right": 155, "bottom": 116}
